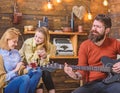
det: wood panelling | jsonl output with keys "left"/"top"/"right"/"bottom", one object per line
{"left": 0, "top": 0, "right": 92, "bottom": 33}
{"left": 109, "top": 0, "right": 120, "bottom": 38}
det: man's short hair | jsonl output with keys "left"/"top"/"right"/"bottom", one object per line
{"left": 94, "top": 14, "right": 112, "bottom": 28}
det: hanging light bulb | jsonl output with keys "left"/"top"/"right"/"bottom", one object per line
{"left": 88, "top": 12, "right": 92, "bottom": 20}
{"left": 103, "top": 0, "right": 108, "bottom": 6}
{"left": 47, "top": 0, "right": 53, "bottom": 9}
{"left": 56, "top": 0, "right": 62, "bottom": 3}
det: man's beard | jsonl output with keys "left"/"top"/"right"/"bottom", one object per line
{"left": 88, "top": 30, "right": 105, "bottom": 43}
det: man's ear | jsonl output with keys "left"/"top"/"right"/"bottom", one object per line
{"left": 105, "top": 28, "right": 110, "bottom": 34}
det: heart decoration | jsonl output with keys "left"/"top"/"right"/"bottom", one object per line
{"left": 72, "top": 6, "right": 86, "bottom": 20}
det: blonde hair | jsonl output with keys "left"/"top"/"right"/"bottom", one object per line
{"left": 35, "top": 27, "right": 50, "bottom": 52}
{"left": 0, "top": 27, "right": 21, "bottom": 50}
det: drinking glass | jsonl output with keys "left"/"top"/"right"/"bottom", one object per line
{"left": 37, "top": 48, "right": 44, "bottom": 59}
{"left": 30, "top": 60, "right": 37, "bottom": 72}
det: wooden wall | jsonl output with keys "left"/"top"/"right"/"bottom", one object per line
{"left": 108, "top": 0, "right": 120, "bottom": 38}
{"left": 0, "top": 0, "right": 91, "bottom": 33}
{"left": 0, "top": 0, "right": 119, "bottom": 39}
{"left": 90, "top": 0, "right": 120, "bottom": 38}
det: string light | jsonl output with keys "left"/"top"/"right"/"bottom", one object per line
{"left": 88, "top": 12, "right": 92, "bottom": 20}
{"left": 56, "top": 0, "right": 62, "bottom": 3}
{"left": 47, "top": 0, "right": 53, "bottom": 9}
{"left": 103, "top": 0, "right": 108, "bottom": 6}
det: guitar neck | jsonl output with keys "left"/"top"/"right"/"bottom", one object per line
{"left": 41, "top": 63, "right": 111, "bottom": 73}
{"left": 56, "top": 64, "right": 111, "bottom": 72}
{"left": 71, "top": 65, "right": 111, "bottom": 72}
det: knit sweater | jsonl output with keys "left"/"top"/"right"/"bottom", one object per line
{"left": 77, "top": 38, "right": 120, "bottom": 82}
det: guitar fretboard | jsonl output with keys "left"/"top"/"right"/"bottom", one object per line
{"left": 70, "top": 65, "right": 111, "bottom": 72}
{"left": 41, "top": 63, "right": 112, "bottom": 73}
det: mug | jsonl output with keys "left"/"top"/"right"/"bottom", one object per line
{"left": 78, "top": 25, "right": 83, "bottom": 32}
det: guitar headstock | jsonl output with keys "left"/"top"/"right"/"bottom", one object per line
{"left": 40, "top": 62, "right": 64, "bottom": 72}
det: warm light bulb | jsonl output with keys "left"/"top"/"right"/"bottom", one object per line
{"left": 88, "top": 13, "right": 92, "bottom": 20}
{"left": 47, "top": 2, "right": 53, "bottom": 9}
{"left": 56, "top": 0, "right": 62, "bottom": 3}
{"left": 103, "top": 0, "right": 108, "bottom": 6}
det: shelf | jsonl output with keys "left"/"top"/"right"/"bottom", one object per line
{"left": 55, "top": 87, "right": 77, "bottom": 91}
{"left": 24, "top": 30, "right": 35, "bottom": 34}
{"left": 49, "top": 31, "right": 87, "bottom": 36}
{"left": 50, "top": 56, "right": 78, "bottom": 59}
{"left": 44, "top": 87, "right": 77, "bottom": 91}
{"left": 24, "top": 30, "right": 88, "bottom": 36}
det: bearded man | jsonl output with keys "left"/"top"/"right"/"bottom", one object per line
{"left": 64, "top": 14, "right": 120, "bottom": 93}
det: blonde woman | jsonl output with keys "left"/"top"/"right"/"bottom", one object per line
{"left": 19, "top": 27, "right": 55, "bottom": 93}
{"left": 0, "top": 27, "right": 42, "bottom": 93}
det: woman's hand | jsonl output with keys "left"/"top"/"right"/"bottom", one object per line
{"left": 14, "top": 62, "right": 25, "bottom": 72}
{"left": 37, "top": 48, "right": 47, "bottom": 59}
{"left": 112, "top": 62, "right": 120, "bottom": 73}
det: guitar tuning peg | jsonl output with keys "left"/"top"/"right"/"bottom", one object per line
{"left": 50, "top": 63, "right": 53, "bottom": 66}
{"left": 54, "top": 63, "right": 57, "bottom": 66}
{"left": 46, "top": 64, "right": 49, "bottom": 67}
{"left": 59, "top": 64, "right": 62, "bottom": 69}
{"left": 51, "top": 61, "right": 54, "bottom": 64}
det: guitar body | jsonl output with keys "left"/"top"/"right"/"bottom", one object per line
{"left": 101, "top": 56, "right": 120, "bottom": 84}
